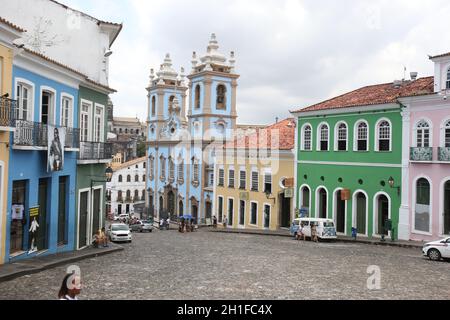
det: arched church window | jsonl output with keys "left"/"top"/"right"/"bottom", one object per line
{"left": 195, "top": 85, "right": 201, "bottom": 109}
{"left": 216, "top": 85, "right": 227, "bottom": 110}
{"left": 151, "top": 96, "right": 156, "bottom": 116}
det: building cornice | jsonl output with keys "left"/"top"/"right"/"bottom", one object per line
{"left": 291, "top": 103, "right": 401, "bottom": 118}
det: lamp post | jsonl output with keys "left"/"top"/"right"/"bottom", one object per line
{"left": 388, "top": 176, "right": 401, "bottom": 196}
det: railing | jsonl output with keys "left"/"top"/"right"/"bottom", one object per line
{"left": 14, "top": 120, "right": 80, "bottom": 149}
{"left": 439, "top": 147, "right": 450, "bottom": 162}
{"left": 78, "top": 141, "right": 112, "bottom": 160}
{"left": 0, "top": 97, "right": 18, "bottom": 128}
{"left": 410, "top": 147, "right": 433, "bottom": 161}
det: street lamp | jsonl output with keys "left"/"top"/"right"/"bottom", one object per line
{"left": 388, "top": 176, "right": 401, "bottom": 196}
{"left": 90, "top": 166, "right": 114, "bottom": 189}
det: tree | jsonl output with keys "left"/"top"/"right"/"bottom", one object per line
{"left": 137, "top": 141, "right": 146, "bottom": 158}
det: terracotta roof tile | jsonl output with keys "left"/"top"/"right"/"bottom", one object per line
{"left": 292, "top": 77, "right": 434, "bottom": 113}
{"left": 225, "top": 118, "right": 296, "bottom": 151}
{"left": 0, "top": 16, "right": 26, "bottom": 32}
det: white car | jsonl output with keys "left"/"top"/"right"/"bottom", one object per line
{"left": 108, "top": 224, "right": 132, "bottom": 243}
{"left": 422, "top": 237, "right": 450, "bottom": 261}
{"left": 114, "top": 213, "right": 130, "bottom": 222}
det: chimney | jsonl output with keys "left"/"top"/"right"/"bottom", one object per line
{"left": 393, "top": 80, "right": 402, "bottom": 88}
{"left": 410, "top": 72, "right": 418, "bottom": 81}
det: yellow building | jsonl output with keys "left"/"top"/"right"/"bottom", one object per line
{"left": 0, "top": 18, "right": 25, "bottom": 264}
{"left": 214, "top": 118, "right": 296, "bottom": 231}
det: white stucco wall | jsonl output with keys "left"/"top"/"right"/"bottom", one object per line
{"left": 2, "top": 0, "right": 114, "bottom": 85}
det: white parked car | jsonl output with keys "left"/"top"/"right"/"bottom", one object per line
{"left": 114, "top": 213, "right": 130, "bottom": 222}
{"left": 108, "top": 224, "right": 132, "bottom": 243}
{"left": 422, "top": 237, "right": 450, "bottom": 261}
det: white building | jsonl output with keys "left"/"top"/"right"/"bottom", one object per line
{"left": 107, "top": 157, "right": 147, "bottom": 218}
{"left": 1, "top": 0, "right": 122, "bottom": 87}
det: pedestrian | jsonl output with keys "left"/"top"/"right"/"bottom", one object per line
{"left": 166, "top": 217, "right": 171, "bottom": 230}
{"left": 101, "top": 227, "right": 109, "bottom": 247}
{"left": 190, "top": 218, "right": 195, "bottom": 232}
{"left": 296, "top": 223, "right": 304, "bottom": 241}
{"left": 212, "top": 215, "right": 217, "bottom": 229}
{"left": 179, "top": 217, "right": 185, "bottom": 233}
{"left": 160, "top": 218, "right": 165, "bottom": 230}
{"left": 223, "top": 216, "right": 228, "bottom": 228}
{"left": 311, "top": 223, "right": 318, "bottom": 243}
{"left": 58, "top": 272, "right": 81, "bottom": 300}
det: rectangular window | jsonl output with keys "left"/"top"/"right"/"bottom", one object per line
{"left": 218, "top": 169, "right": 224, "bottom": 186}
{"left": 264, "top": 173, "right": 272, "bottom": 194}
{"left": 41, "top": 91, "right": 54, "bottom": 125}
{"left": 58, "top": 176, "right": 68, "bottom": 246}
{"left": 94, "top": 105, "right": 104, "bottom": 142}
{"left": 17, "top": 84, "right": 30, "bottom": 121}
{"left": 80, "top": 103, "right": 91, "bottom": 142}
{"left": 61, "top": 97, "right": 72, "bottom": 128}
{"left": 178, "top": 162, "right": 184, "bottom": 181}
{"left": 446, "top": 129, "right": 450, "bottom": 148}
{"left": 218, "top": 196, "right": 223, "bottom": 223}
{"left": 193, "top": 162, "right": 199, "bottom": 183}
{"left": 251, "top": 171, "right": 259, "bottom": 191}
{"left": 250, "top": 202, "right": 258, "bottom": 225}
{"left": 209, "top": 172, "right": 214, "bottom": 187}
{"left": 228, "top": 169, "right": 235, "bottom": 188}
{"left": 239, "top": 170, "right": 246, "bottom": 189}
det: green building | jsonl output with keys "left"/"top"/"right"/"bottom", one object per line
{"left": 75, "top": 83, "right": 115, "bottom": 249}
{"left": 291, "top": 78, "right": 432, "bottom": 239}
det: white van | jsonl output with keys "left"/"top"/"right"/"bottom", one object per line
{"left": 290, "top": 218, "right": 337, "bottom": 240}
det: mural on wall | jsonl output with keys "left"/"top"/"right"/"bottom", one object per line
{"left": 24, "top": 17, "right": 64, "bottom": 54}
{"left": 48, "top": 126, "right": 65, "bottom": 172}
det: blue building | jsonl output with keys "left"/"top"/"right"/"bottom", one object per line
{"left": 146, "top": 34, "right": 239, "bottom": 222}
{"left": 5, "top": 48, "right": 84, "bottom": 262}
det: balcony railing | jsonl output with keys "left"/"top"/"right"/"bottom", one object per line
{"left": 14, "top": 120, "right": 80, "bottom": 149}
{"left": 410, "top": 147, "right": 433, "bottom": 161}
{"left": 78, "top": 141, "right": 112, "bottom": 161}
{"left": 439, "top": 147, "right": 450, "bottom": 162}
{"left": 0, "top": 97, "right": 18, "bottom": 128}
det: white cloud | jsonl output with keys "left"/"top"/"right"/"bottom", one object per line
{"left": 61, "top": 0, "right": 450, "bottom": 124}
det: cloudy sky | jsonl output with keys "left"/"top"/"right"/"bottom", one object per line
{"left": 60, "top": 0, "right": 450, "bottom": 125}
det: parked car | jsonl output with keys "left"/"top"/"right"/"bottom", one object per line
{"left": 290, "top": 218, "right": 337, "bottom": 241}
{"left": 114, "top": 213, "right": 130, "bottom": 222}
{"left": 130, "top": 220, "right": 153, "bottom": 233}
{"left": 108, "top": 223, "right": 132, "bottom": 243}
{"left": 422, "top": 237, "right": 450, "bottom": 261}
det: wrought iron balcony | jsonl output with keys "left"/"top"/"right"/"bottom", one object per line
{"left": 78, "top": 141, "right": 113, "bottom": 161}
{"left": 14, "top": 120, "right": 80, "bottom": 149}
{"left": 410, "top": 147, "right": 433, "bottom": 161}
{"left": 0, "top": 97, "right": 18, "bottom": 128}
{"left": 438, "top": 147, "right": 450, "bottom": 162}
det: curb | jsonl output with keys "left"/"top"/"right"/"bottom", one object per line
{"left": 0, "top": 246, "right": 124, "bottom": 283}
{"left": 208, "top": 229, "right": 423, "bottom": 249}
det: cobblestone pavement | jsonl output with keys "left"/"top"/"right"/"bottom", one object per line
{"left": 0, "top": 229, "right": 448, "bottom": 300}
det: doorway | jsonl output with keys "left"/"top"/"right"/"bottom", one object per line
{"left": 264, "top": 205, "right": 271, "bottom": 229}
{"left": 10, "top": 181, "right": 27, "bottom": 254}
{"left": 192, "top": 205, "right": 198, "bottom": 221}
{"left": 239, "top": 200, "right": 245, "bottom": 226}
{"left": 206, "top": 201, "right": 212, "bottom": 220}
{"left": 354, "top": 192, "right": 367, "bottom": 236}
{"left": 78, "top": 191, "right": 89, "bottom": 248}
{"left": 335, "top": 190, "right": 346, "bottom": 234}
{"left": 41, "top": 90, "right": 54, "bottom": 125}
{"left": 376, "top": 194, "right": 389, "bottom": 236}
{"left": 168, "top": 191, "right": 175, "bottom": 216}
{"left": 444, "top": 181, "right": 450, "bottom": 235}
{"left": 36, "top": 179, "right": 49, "bottom": 251}
{"left": 317, "top": 188, "right": 327, "bottom": 219}
{"left": 92, "top": 188, "right": 101, "bottom": 234}
{"left": 57, "top": 177, "right": 68, "bottom": 246}
{"left": 280, "top": 194, "right": 291, "bottom": 228}
{"left": 228, "top": 199, "right": 234, "bottom": 226}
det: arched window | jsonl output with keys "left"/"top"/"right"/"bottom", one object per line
{"left": 169, "top": 95, "right": 175, "bottom": 110}
{"left": 178, "top": 161, "right": 184, "bottom": 182}
{"left": 142, "top": 190, "right": 145, "bottom": 201}
{"left": 216, "top": 84, "right": 226, "bottom": 110}
{"left": 192, "top": 158, "right": 199, "bottom": 183}
{"left": 118, "top": 175, "right": 123, "bottom": 183}
{"left": 160, "top": 156, "right": 166, "bottom": 181}
{"left": 447, "top": 67, "right": 450, "bottom": 89}
{"left": 302, "top": 125, "right": 312, "bottom": 151}
{"left": 416, "top": 120, "right": 431, "bottom": 148}
{"left": 127, "top": 175, "right": 131, "bottom": 182}
{"left": 135, "top": 175, "right": 139, "bottom": 182}
{"left": 131, "top": 129, "right": 134, "bottom": 134}
{"left": 318, "top": 124, "right": 329, "bottom": 151}
{"left": 336, "top": 122, "right": 348, "bottom": 151}
{"left": 126, "top": 190, "right": 131, "bottom": 201}
{"left": 134, "top": 190, "right": 139, "bottom": 202}
{"left": 142, "top": 175, "right": 146, "bottom": 182}
{"left": 444, "top": 120, "right": 450, "bottom": 148}
{"left": 356, "top": 121, "right": 368, "bottom": 151}
{"left": 377, "top": 120, "right": 391, "bottom": 151}
{"left": 151, "top": 96, "right": 156, "bottom": 116}
{"left": 415, "top": 178, "right": 431, "bottom": 233}
{"left": 195, "top": 85, "right": 201, "bottom": 109}
{"left": 117, "top": 191, "right": 123, "bottom": 201}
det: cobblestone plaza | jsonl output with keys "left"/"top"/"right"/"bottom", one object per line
{"left": 0, "top": 230, "right": 448, "bottom": 300}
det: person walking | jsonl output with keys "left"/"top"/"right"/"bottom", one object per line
{"left": 166, "top": 217, "right": 171, "bottom": 230}
{"left": 212, "top": 215, "right": 217, "bottom": 229}
{"left": 58, "top": 272, "right": 81, "bottom": 300}
{"left": 311, "top": 223, "right": 318, "bottom": 243}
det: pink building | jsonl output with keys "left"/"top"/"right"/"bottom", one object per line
{"left": 398, "top": 52, "right": 450, "bottom": 241}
